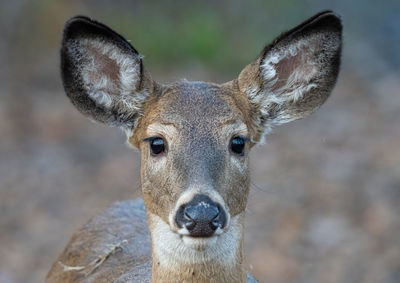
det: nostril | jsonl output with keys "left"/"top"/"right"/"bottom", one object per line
{"left": 211, "top": 218, "right": 221, "bottom": 230}
{"left": 184, "top": 220, "right": 196, "bottom": 231}
{"left": 183, "top": 210, "right": 196, "bottom": 230}
{"left": 175, "top": 205, "right": 188, "bottom": 229}
{"left": 210, "top": 206, "right": 223, "bottom": 230}
{"left": 184, "top": 210, "right": 193, "bottom": 220}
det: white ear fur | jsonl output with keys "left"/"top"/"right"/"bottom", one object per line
{"left": 66, "top": 38, "right": 150, "bottom": 129}
{"left": 250, "top": 37, "right": 326, "bottom": 127}
{"left": 260, "top": 40, "right": 319, "bottom": 106}
{"left": 61, "top": 16, "right": 154, "bottom": 136}
{"left": 238, "top": 12, "right": 342, "bottom": 142}
{"left": 74, "top": 39, "right": 145, "bottom": 110}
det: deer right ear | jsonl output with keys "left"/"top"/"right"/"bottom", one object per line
{"left": 238, "top": 11, "right": 342, "bottom": 142}
{"left": 61, "top": 16, "right": 154, "bottom": 132}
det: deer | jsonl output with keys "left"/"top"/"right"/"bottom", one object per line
{"left": 46, "top": 10, "right": 342, "bottom": 283}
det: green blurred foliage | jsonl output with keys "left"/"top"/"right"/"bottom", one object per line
{"left": 3, "top": 0, "right": 399, "bottom": 83}
{"left": 10, "top": 0, "right": 327, "bottom": 80}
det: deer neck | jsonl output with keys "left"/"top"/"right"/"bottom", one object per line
{"left": 147, "top": 212, "right": 247, "bottom": 283}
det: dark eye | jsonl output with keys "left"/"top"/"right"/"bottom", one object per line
{"left": 230, "top": 136, "right": 245, "bottom": 155}
{"left": 149, "top": 137, "right": 165, "bottom": 155}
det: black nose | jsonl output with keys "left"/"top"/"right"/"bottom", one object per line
{"left": 175, "top": 194, "right": 227, "bottom": 237}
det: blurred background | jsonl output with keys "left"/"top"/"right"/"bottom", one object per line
{"left": 0, "top": 0, "right": 399, "bottom": 282}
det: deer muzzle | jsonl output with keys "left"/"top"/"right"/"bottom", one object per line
{"left": 175, "top": 194, "right": 227, "bottom": 237}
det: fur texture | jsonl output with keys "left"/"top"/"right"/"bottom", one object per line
{"left": 61, "top": 16, "right": 153, "bottom": 131}
{"left": 149, "top": 212, "right": 246, "bottom": 283}
{"left": 48, "top": 11, "right": 342, "bottom": 283}
{"left": 238, "top": 10, "right": 342, "bottom": 142}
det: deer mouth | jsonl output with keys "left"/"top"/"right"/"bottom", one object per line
{"left": 180, "top": 234, "right": 219, "bottom": 251}
{"left": 175, "top": 225, "right": 225, "bottom": 251}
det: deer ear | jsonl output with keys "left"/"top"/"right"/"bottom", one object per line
{"left": 61, "top": 16, "right": 154, "bottom": 132}
{"left": 238, "top": 11, "right": 342, "bottom": 142}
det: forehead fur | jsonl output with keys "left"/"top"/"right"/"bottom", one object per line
{"left": 131, "top": 80, "right": 253, "bottom": 145}
{"left": 157, "top": 82, "right": 242, "bottom": 124}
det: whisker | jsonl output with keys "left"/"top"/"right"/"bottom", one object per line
{"left": 250, "top": 181, "right": 275, "bottom": 194}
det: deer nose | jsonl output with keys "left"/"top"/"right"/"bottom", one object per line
{"left": 175, "top": 194, "right": 227, "bottom": 237}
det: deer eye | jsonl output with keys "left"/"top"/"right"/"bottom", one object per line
{"left": 145, "top": 137, "right": 165, "bottom": 155}
{"left": 230, "top": 136, "right": 245, "bottom": 155}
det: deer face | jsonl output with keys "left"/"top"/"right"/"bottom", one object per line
{"left": 132, "top": 82, "right": 253, "bottom": 245}
{"left": 60, "top": 11, "right": 341, "bottom": 256}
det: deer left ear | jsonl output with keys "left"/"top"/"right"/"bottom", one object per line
{"left": 238, "top": 11, "right": 342, "bottom": 142}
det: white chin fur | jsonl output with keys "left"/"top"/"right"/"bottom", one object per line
{"left": 181, "top": 235, "right": 218, "bottom": 251}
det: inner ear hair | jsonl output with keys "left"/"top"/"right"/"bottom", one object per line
{"left": 61, "top": 16, "right": 154, "bottom": 133}
{"left": 238, "top": 11, "right": 342, "bottom": 142}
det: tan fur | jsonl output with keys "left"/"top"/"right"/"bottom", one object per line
{"left": 48, "top": 11, "right": 341, "bottom": 283}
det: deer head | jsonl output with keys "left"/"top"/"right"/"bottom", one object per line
{"left": 60, "top": 11, "right": 341, "bottom": 282}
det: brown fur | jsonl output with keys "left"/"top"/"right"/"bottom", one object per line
{"left": 48, "top": 11, "right": 341, "bottom": 283}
